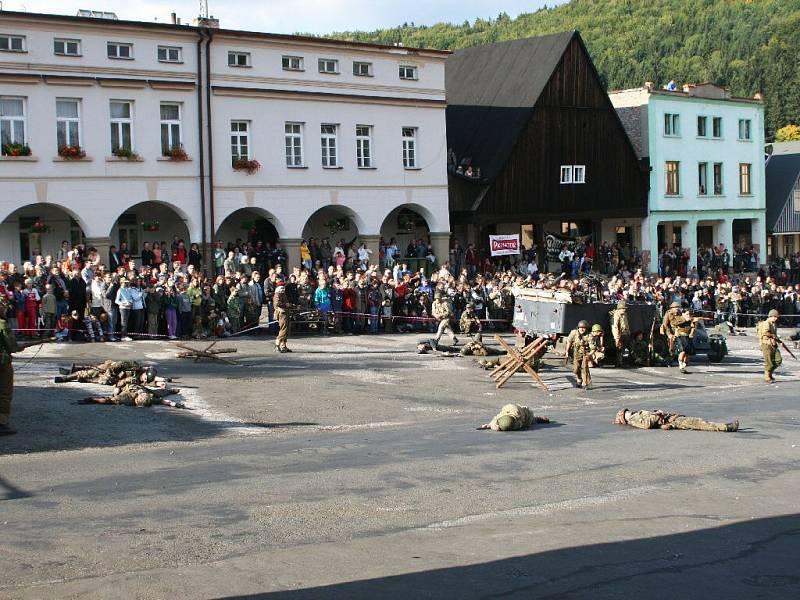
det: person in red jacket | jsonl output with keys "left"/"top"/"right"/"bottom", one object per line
{"left": 342, "top": 281, "right": 357, "bottom": 333}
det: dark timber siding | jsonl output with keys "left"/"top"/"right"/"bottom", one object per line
{"left": 463, "top": 36, "right": 647, "bottom": 224}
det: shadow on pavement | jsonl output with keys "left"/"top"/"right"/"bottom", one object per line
{"left": 216, "top": 514, "right": 800, "bottom": 600}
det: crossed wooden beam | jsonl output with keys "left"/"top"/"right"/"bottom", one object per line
{"left": 489, "top": 335, "right": 550, "bottom": 391}
{"left": 174, "top": 341, "right": 238, "bottom": 365}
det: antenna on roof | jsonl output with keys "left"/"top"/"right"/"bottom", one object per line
{"left": 200, "top": 0, "right": 209, "bottom": 18}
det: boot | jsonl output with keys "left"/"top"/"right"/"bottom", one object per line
{"left": 53, "top": 376, "right": 68, "bottom": 383}
{"left": 724, "top": 420, "right": 739, "bottom": 432}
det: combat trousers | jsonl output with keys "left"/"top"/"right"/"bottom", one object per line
{"left": 573, "top": 353, "right": 591, "bottom": 386}
{"left": 669, "top": 416, "right": 727, "bottom": 431}
{"left": 276, "top": 311, "right": 289, "bottom": 348}
{"left": 434, "top": 319, "right": 457, "bottom": 344}
{"left": 761, "top": 343, "right": 782, "bottom": 380}
{"left": 0, "top": 359, "right": 13, "bottom": 425}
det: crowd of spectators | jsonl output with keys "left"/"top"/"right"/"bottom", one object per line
{"left": 2, "top": 234, "right": 799, "bottom": 344}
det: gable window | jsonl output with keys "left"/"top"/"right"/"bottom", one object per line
{"left": 739, "top": 163, "right": 752, "bottom": 195}
{"left": 572, "top": 165, "right": 586, "bottom": 184}
{"left": 56, "top": 99, "right": 81, "bottom": 149}
{"left": 399, "top": 65, "right": 418, "bottom": 80}
{"left": 356, "top": 125, "right": 372, "bottom": 168}
{"left": 0, "top": 97, "right": 26, "bottom": 149}
{"left": 665, "top": 161, "right": 680, "bottom": 195}
{"left": 285, "top": 122, "right": 304, "bottom": 167}
{"left": 160, "top": 103, "right": 182, "bottom": 155}
{"left": 228, "top": 51, "right": 251, "bottom": 67}
{"left": 109, "top": 100, "right": 133, "bottom": 153}
{"left": 54, "top": 38, "right": 81, "bottom": 56}
{"left": 230, "top": 121, "right": 250, "bottom": 161}
{"left": 282, "top": 55, "right": 303, "bottom": 71}
{"left": 738, "top": 119, "right": 752, "bottom": 141}
{"left": 318, "top": 58, "right": 339, "bottom": 74}
{"left": 663, "top": 113, "right": 680, "bottom": 136}
{"left": 794, "top": 190, "right": 800, "bottom": 214}
{"left": 107, "top": 42, "right": 132, "bottom": 59}
{"left": 402, "top": 127, "right": 417, "bottom": 168}
{"left": 698, "top": 162, "right": 708, "bottom": 195}
{"left": 560, "top": 165, "right": 573, "bottom": 184}
{"left": 697, "top": 116, "right": 707, "bottom": 137}
{"left": 712, "top": 117, "right": 722, "bottom": 138}
{"left": 320, "top": 124, "right": 338, "bottom": 167}
{"left": 713, "top": 162, "right": 723, "bottom": 195}
{"left": 0, "top": 34, "right": 26, "bottom": 52}
{"left": 353, "top": 61, "right": 372, "bottom": 77}
{"left": 157, "top": 46, "right": 182, "bottom": 63}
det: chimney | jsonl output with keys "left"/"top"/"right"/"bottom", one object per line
{"left": 644, "top": 81, "right": 654, "bottom": 91}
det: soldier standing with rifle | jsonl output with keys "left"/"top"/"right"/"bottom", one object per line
{"left": 0, "top": 300, "right": 51, "bottom": 436}
{"left": 565, "top": 320, "right": 593, "bottom": 389}
{"left": 273, "top": 281, "right": 297, "bottom": 353}
{"left": 432, "top": 291, "right": 458, "bottom": 346}
{"left": 662, "top": 301, "right": 697, "bottom": 374}
{"left": 757, "top": 309, "right": 796, "bottom": 383}
{"left": 610, "top": 300, "right": 631, "bottom": 367}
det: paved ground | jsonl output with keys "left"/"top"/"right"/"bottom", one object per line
{"left": 1, "top": 328, "right": 799, "bottom": 599}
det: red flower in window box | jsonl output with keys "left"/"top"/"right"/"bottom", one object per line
{"left": 164, "top": 146, "right": 190, "bottom": 161}
{"left": 232, "top": 157, "right": 261, "bottom": 174}
{"left": 58, "top": 145, "right": 86, "bottom": 159}
{"left": 2, "top": 143, "right": 32, "bottom": 157}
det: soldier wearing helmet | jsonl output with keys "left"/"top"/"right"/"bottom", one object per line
{"left": 459, "top": 302, "right": 482, "bottom": 342}
{"left": 661, "top": 301, "right": 697, "bottom": 374}
{"left": 614, "top": 408, "right": 738, "bottom": 432}
{"left": 478, "top": 403, "right": 550, "bottom": 431}
{"left": 565, "top": 320, "right": 593, "bottom": 389}
{"left": 431, "top": 290, "right": 458, "bottom": 346}
{"left": 610, "top": 300, "right": 631, "bottom": 367}
{"left": 757, "top": 309, "right": 782, "bottom": 383}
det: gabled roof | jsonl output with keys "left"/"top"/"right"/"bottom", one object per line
{"left": 446, "top": 31, "right": 576, "bottom": 183}
{"left": 766, "top": 151, "right": 800, "bottom": 230}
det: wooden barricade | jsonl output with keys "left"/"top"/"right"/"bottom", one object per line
{"left": 489, "top": 335, "right": 550, "bottom": 391}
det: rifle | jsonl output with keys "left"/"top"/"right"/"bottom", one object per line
{"left": 647, "top": 317, "right": 656, "bottom": 367}
{"left": 778, "top": 339, "right": 798, "bottom": 361}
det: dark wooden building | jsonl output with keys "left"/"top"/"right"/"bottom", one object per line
{"left": 446, "top": 31, "right": 648, "bottom": 260}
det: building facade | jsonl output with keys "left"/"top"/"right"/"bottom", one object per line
{"left": 765, "top": 142, "right": 800, "bottom": 261}
{"left": 0, "top": 10, "right": 451, "bottom": 268}
{"left": 611, "top": 83, "right": 766, "bottom": 274}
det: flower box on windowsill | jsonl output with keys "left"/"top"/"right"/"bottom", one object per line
{"left": 53, "top": 156, "right": 93, "bottom": 162}
{"left": 232, "top": 157, "right": 262, "bottom": 174}
{"left": 58, "top": 145, "right": 86, "bottom": 160}
{"left": 0, "top": 155, "right": 38, "bottom": 162}
{"left": 160, "top": 147, "right": 191, "bottom": 162}
{"left": 106, "top": 156, "right": 144, "bottom": 162}
{"left": 157, "top": 156, "right": 193, "bottom": 162}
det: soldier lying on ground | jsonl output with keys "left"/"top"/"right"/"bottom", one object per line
{"left": 79, "top": 382, "right": 188, "bottom": 408}
{"left": 614, "top": 408, "right": 738, "bottom": 431}
{"left": 54, "top": 362, "right": 167, "bottom": 386}
{"left": 477, "top": 403, "right": 550, "bottom": 431}
{"left": 416, "top": 339, "right": 503, "bottom": 357}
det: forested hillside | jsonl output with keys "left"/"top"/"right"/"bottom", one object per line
{"left": 329, "top": 0, "right": 800, "bottom": 138}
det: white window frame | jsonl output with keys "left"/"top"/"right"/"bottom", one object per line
{"left": 107, "top": 41, "right": 133, "bottom": 60}
{"left": 356, "top": 124, "right": 373, "bottom": 168}
{"left": 399, "top": 65, "right": 418, "bottom": 80}
{"left": 0, "top": 34, "right": 26, "bottom": 53}
{"left": 285, "top": 122, "right": 304, "bottom": 167}
{"left": 109, "top": 100, "right": 134, "bottom": 153}
{"left": 157, "top": 45, "right": 182, "bottom": 63}
{"left": 318, "top": 58, "right": 339, "bottom": 74}
{"left": 353, "top": 61, "right": 373, "bottom": 77}
{"left": 402, "top": 127, "right": 417, "bottom": 169}
{"left": 282, "top": 55, "right": 304, "bottom": 71}
{"left": 665, "top": 161, "right": 680, "bottom": 195}
{"left": 712, "top": 116, "right": 723, "bottom": 138}
{"left": 572, "top": 165, "right": 585, "bottom": 184}
{"left": 793, "top": 189, "right": 800, "bottom": 214}
{"left": 230, "top": 120, "right": 250, "bottom": 161}
{"left": 663, "top": 113, "right": 680, "bottom": 137}
{"left": 560, "top": 165, "right": 572, "bottom": 184}
{"left": 739, "top": 163, "right": 752, "bottom": 195}
{"left": 159, "top": 102, "right": 182, "bottom": 155}
{"left": 0, "top": 97, "right": 26, "bottom": 148}
{"left": 320, "top": 124, "right": 338, "bottom": 168}
{"left": 738, "top": 119, "right": 752, "bottom": 141}
{"left": 698, "top": 162, "right": 708, "bottom": 195}
{"left": 56, "top": 98, "right": 81, "bottom": 149}
{"left": 54, "top": 38, "right": 81, "bottom": 57}
{"left": 228, "top": 51, "right": 251, "bottom": 67}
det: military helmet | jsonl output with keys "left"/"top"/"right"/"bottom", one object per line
{"left": 768, "top": 309, "right": 780, "bottom": 318}
{"left": 591, "top": 324, "right": 603, "bottom": 333}
{"left": 416, "top": 342, "right": 432, "bottom": 354}
{"left": 496, "top": 415, "right": 517, "bottom": 431}
{"left": 143, "top": 366, "right": 157, "bottom": 383}
{"left": 577, "top": 320, "right": 589, "bottom": 329}
{"left": 669, "top": 301, "right": 681, "bottom": 309}
{"left": 617, "top": 300, "right": 627, "bottom": 309}
{"left": 466, "top": 302, "right": 475, "bottom": 309}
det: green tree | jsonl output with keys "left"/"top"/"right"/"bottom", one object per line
{"left": 775, "top": 125, "right": 800, "bottom": 142}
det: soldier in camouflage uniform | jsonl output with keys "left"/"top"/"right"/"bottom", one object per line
{"left": 273, "top": 281, "right": 297, "bottom": 353}
{"left": 80, "top": 381, "right": 186, "bottom": 408}
{"left": 630, "top": 331, "right": 650, "bottom": 367}
{"left": 54, "top": 360, "right": 150, "bottom": 385}
{"left": 565, "top": 320, "right": 593, "bottom": 389}
{"left": 756, "top": 309, "right": 782, "bottom": 383}
{"left": 614, "top": 408, "right": 738, "bottom": 432}
{"left": 661, "top": 301, "right": 697, "bottom": 374}
{"left": 459, "top": 302, "right": 482, "bottom": 342}
{"left": 432, "top": 291, "right": 458, "bottom": 346}
{"left": 478, "top": 403, "right": 550, "bottom": 431}
{"left": 227, "top": 287, "right": 241, "bottom": 334}
{"left": 610, "top": 300, "right": 631, "bottom": 367}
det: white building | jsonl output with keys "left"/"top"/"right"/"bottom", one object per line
{"left": 0, "top": 10, "right": 451, "bottom": 268}
{"left": 610, "top": 83, "right": 766, "bottom": 274}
